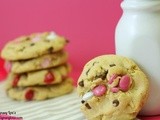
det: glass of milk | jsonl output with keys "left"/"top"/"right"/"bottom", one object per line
{"left": 115, "top": 0, "right": 160, "bottom": 115}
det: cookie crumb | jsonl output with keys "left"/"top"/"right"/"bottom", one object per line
{"left": 85, "top": 103, "right": 91, "bottom": 109}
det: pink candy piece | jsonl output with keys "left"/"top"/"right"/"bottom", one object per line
{"left": 4, "top": 61, "right": 12, "bottom": 73}
{"left": 108, "top": 74, "right": 118, "bottom": 84}
{"left": 92, "top": 85, "right": 107, "bottom": 97}
{"left": 119, "top": 75, "right": 131, "bottom": 92}
{"left": 31, "top": 35, "right": 41, "bottom": 42}
{"left": 41, "top": 58, "right": 51, "bottom": 68}
{"left": 13, "top": 39, "right": 21, "bottom": 43}
{"left": 110, "top": 87, "right": 119, "bottom": 93}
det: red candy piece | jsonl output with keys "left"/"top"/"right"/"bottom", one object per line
{"left": 92, "top": 85, "right": 107, "bottom": 97}
{"left": 44, "top": 72, "right": 54, "bottom": 84}
{"left": 108, "top": 74, "right": 118, "bottom": 84}
{"left": 25, "top": 89, "right": 34, "bottom": 101}
{"left": 119, "top": 75, "right": 131, "bottom": 92}
{"left": 110, "top": 87, "right": 119, "bottom": 93}
{"left": 12, "top": 75, "right": 20, "bottom": 87}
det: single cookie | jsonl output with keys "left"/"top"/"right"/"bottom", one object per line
{"left": 7, "top": 50, "right": 68, "bottom": 73}
{"left": 1, "top": 32, "right": 68, "bottom": 61}
{"left": 6, "top": 64, "right": 71, "bottom": 88}
{"left": 6, "top": 78, "right": 73, "bottom": 101}
{"left": 77, "top": 55, "right": 149, "bottom": 120}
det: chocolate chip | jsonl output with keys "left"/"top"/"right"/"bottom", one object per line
{"left": 25, "top": 37, "right": 30, "bottom": 41}
{"left": 66, "top": 39, "right": 70, "bottom": 43}
{"left": 113, "top": 99, "right": 119, "bottom": 107}
{"left": 30, "top": 43, "right": 35, "bottom": 46}
{"left": 18, "top": 47, "right": 25, "bottom": 52}
{"left": 85, "top": 103, "right": 91, "bottom": 109}
{"left": 95, "top": 74, "right": 104, "bottom": 80}
{"left": 101, "top": 70, "right": 108, "bottom": 80}
{"left": 100, "top": 66, "right": 103, "bottom": 70}
{"left": 92, "top": 61, "right": 99, "bottom": 66}
{"left": 86, "top": 68, "right": 90, "bottom": 75}
{"left": 81, "top": 100, "right": 85, "bottom": 104}
{"left": 79, "top": 81, "right": 84, "bottom": 87}
{"left": 95, "top": 70, "right": 108, "bottom": 80}
{"left": 44, "top": 39, "right": 50, "bottom": 42}
{"left": 110, "top": 64, "right": 116, "bottom": 67}
{"left": 48, "top": 47, "right": 54, "bottom": 53}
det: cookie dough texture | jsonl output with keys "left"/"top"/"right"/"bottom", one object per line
{"left": 6, "top": 64, "right": 71, "bottom": 88}
{"left": 1, "top": 32, "right": 68, "bottom": 61}
{"left": 11, "top": 50, "right": 68, "bottom": 73}
{"left": 6, "top": 78, "right": 73, "bottom": 101}
{"left": 77, "top": 55, "right": 149, "bottom": 120}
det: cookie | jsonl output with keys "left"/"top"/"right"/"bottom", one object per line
{"left": 6, "top": 50, "right": 68, "bottom": 73}
{"left": 6, "top": 78, "right": 73, "bottom": 101}
{"left": 1, "top": 32, "right": 68, "bottom": 61}
{"left": 77, "top": 55, "right": 149, "bottom": 120}
{"left": 6, "top": 64, "right": 71, "bottom": 88}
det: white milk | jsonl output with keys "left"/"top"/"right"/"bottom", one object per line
{"left": 115, "top": 0, "right": 160, "bottom": 115}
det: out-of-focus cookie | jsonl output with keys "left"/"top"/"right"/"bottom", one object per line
{"left": 6, "top": 64, "right": 71, "bottom": 88}
{"left": 6, "top": 78, "right": 73, "bottom": 101}
{"left": 1, "top": 32, "right": 68, "bottom": 61}
{"left": 6, "top": 50, "right": 68, "bottom": 73}
{"left": 77, "top": 55, "right": 149, "bottom": 120}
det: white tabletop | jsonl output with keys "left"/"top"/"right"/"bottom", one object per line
{"left": 0, "top": 82, "right": 86, "bottom": 120}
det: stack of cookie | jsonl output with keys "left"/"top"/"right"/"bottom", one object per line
{"left": 1, "top": 32, "right": 73, "bottom": 101}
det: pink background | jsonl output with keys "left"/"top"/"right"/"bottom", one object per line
{"left": 0, "top": 0, "right": 160, "bottom": 119}
{"left": 0, "top": 0, "right": 121, "bottom": 81}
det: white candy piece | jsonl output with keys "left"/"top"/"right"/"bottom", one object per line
{"left": 46, "top": 32, "right": 57, "bottom": 40}
{"left": 82, "top": 91, "right": 94, "bottom": 101}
